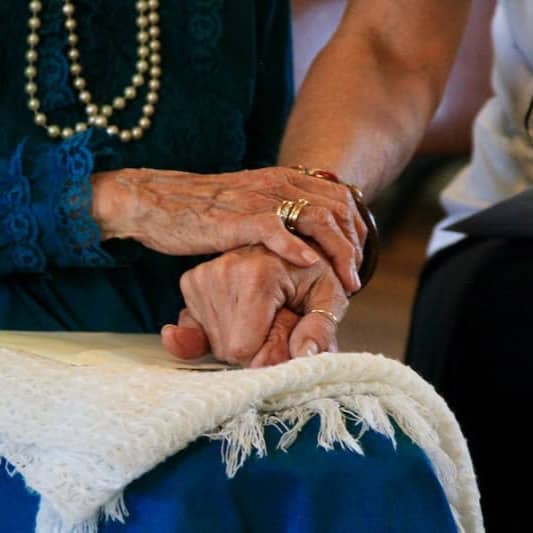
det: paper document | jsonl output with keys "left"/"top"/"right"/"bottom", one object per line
{"left": 0, "top": 331, "right": 231, "bottom": 371}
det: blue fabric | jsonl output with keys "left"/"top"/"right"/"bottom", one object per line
{"left": 0, "top": 132, "right": 113, "bottom": 274}
{"left": 0, "top": 418, "right": 457, "bottom": 533}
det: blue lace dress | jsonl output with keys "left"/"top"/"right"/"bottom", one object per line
{"left": 0, "top": 1, "right": 458, "bottom": 531}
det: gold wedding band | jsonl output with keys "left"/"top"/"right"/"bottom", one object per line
{"left": 286, "top": 198, "right": 310, "bottom": 231}
{"left": 309, "top": 309, "right": 339, "bottom": 327}
{"left": 276, "top": 198, "right": 310, "bottom": 232}
{"left": 276, "top": 200, "right": 295, "bottom": 226}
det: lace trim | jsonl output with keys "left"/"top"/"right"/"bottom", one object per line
{"left": 0, "top": 143, "right": 46, "bottom": 272}
{"left": 53, "top": 130, "right": 114, "bottom": 267}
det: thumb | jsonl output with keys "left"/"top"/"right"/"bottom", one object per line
{"left": 161, "top": 308, "right": 210, "bottom": 359}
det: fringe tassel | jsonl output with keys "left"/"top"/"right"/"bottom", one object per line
{"left": 206, "top": 408, "right": 267, "bottom": 477}
{"left": 36, "top": 492, "right": 128, "bottom": 533}
{"left": 207, "top": 396, "right": 398, "bottom": 478}
{"left": 36, "top": 394, "right": 462, "bottom": 532}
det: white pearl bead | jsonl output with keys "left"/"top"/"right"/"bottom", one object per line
{"left": 148, "top": 0, "right": 159, "bottom": 8}
{"left": 94, "top": 116, "right": 108, "bottom": 128}
{"left": 25, "top": 82, "right": 37, "bottom": 95}
{"left": 25, "top": 66, "right": 37, "bottom": 79}
{"left": 149, "top": 26, "right": 160, "bottom": 38}
{"left": 28, "top": 98, "right": 40, "bottom": 111}
{"left": 28, "top": 17, "right": 41, "bottom": 30}
{"left": 132, "top": 127, "right": 143, "bottom": 139}
{"left": 136, "top": 1, "right": 148, "bottom": 12}
{"left": 34, "top": 113, "right": 47, "bottom": 126}
{"left": 30, "top": 1, "right": 42, "bottom": 13}
{"left": 68, "top": 34, "right": 79, "bottom": 46}
{"left": 147, "top": 91, "right": 158, "bottom": 104}
{"left": 27, "top": 34, "right": 39, "bottom": 46}
{"left": 101, "top": 105, "right": 113, "bottom": 117}
{"left": 138, "top": 46, "right": 149, "bottom": 58}
{"left": 132, "top": 74, "right": 144, "bottom": 87}
{"left": 120, "top": 130, "right": 132, "bottom": 142}
{"left": 79, "top": 91, "right": 91, "bottom": 103}
{"left": 143, "top": 104, "right": 155, "bottom": 116}
{"left": 139, "top": 116, "right": 151, "bottom": 129}
{"left": 68, "top": 48, "right": 80, "bottom": 61}
{"left": 86, "top": 104, "right": 98, "bottom": 116}
{"left": 137, "top": 60, "right": 149, "bottom": 73}
{"left": 65, "top": 19, "right": 77, "bottom": 31}
{"left": 75, "top": 123, "right": 88, "bottom": 133}
{"left": 71, "top": 63, "right": 82, "bottom": 75}
{"left": 62, "top": 128, "right": 74, "bottom": 139}
{"left": 138, "top": 31, "right": 149, "bottom": 43}
{"left": 150, "top": 66, "right": 161, "bottom": 78}
{"left": 150, "top": 53, "right": 161, "bottom": 65}
{"left": 137, "top": 16, "right": 148, "bottom": 28}
{"left": 149, "top": 79, "right": 160, "bottom": 91}
{"left": 63, "top": 3, "right": 75, "bottom": 16}
{"left": 113, "top": 97, "right": 126, "bottom": 109}
{"left": 148, "top": 12, "right": 159, "bottom": 24}
{"left": 107, "top": 125, "right": 119, "bottom": 136}
{"left": 47, "top": 125, "right": 60, "bottom": 138}
{"left": 150, "top": 40, "right": 161, "bottom": 51}
{"left": 74, "top": 77, "right": 86, "bottom": 90}
{"left": 124, "top": 86, "right": 137, "bottom": 99}
{"left": 26, "top": 49, "right": 38, "bottom": 62}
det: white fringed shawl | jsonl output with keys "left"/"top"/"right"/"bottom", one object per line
{"left": 0, "top": 334, "right": 484, "bottom": 533}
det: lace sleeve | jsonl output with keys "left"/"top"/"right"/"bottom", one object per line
{"left": 0, "top": 130, "right": 114, "bottom": 275}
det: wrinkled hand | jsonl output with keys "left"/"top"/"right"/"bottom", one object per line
{"left": 161, "top": 245, "right": 347, "bottom": 367}
{"left": 91, "top": 166, "right": 367, "bottom": 292}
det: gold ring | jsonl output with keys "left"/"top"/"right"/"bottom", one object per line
{"left": 276, "top": 200, "right": 295, "bottom": 226}
{"left": 286, "top": 198, "right": 310, "bottom": 231}
{"left": 309, "top": 309, "right": 339, "bottom": 327}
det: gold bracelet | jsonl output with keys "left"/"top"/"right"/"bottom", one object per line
{"left": 291, "top": 165, "right": 379, "bottom": 290}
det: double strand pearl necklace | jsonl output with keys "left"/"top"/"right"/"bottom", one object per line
{"left": 25, "top": 0, "right": 162, "bottom": 142}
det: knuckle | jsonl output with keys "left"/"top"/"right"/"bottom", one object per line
{"left": 179, "top": 270, "right": 193, "bottom": 293}
{"left": 225, "top": 340, "right": 252, "bottom": 362}
{"left": 315, "top": 207, "right": 335, "bottom": 228}
{"left": 336, "top": 203, "right": 352, "bottom": 223}
{"left": 343, "top": 187, "right": 356, "bottom": 209}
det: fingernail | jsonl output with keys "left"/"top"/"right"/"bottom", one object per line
{"left": 302, "top": 249, "right": 320, "bottom": 264}
{"left": 352, "top": 266, "right": 361, "bottom": 291}
{"left": 300, "top": 340, "right": 319, "bottom": 357}
{"left": 160, "top": 324, "right": 175, "bottom": 335}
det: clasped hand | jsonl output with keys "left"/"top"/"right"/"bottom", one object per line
{"left": 92, "top": 166, "right": 367, "bottom": 366}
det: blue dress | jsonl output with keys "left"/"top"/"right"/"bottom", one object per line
{"left": 0, "top": 1, "right": 458, "bottom": 531}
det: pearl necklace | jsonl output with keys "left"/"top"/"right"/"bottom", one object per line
{"left": 25, "top": 0, "right": 162, "bottom": 142}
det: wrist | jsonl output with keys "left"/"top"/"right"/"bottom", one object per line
{"left": 290, "top": 165, "right": 379, "bottom": 289}
{"left": 91, "top": 171, "right": 137, "bottom": 241}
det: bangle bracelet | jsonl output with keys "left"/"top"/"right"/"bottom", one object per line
{"left": 291, "top": 165, "right": 379, "bottom": 290}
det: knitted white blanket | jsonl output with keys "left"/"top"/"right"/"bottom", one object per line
{"left": 0, "top": 332, "right": 483, "bottom": 533}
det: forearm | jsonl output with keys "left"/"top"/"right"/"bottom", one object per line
{"left": 279, "top": 0, "right": 470, "bottom": 201}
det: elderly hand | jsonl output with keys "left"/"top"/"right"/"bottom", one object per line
{"left": 160, "top": 245, "right": 348, "bottom": 367}
{"left": 91, "top": 166, "right": 366, "bottom": 293}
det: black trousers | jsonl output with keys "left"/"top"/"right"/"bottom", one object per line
{"left": 406, "top": 238, "right": 532, "bottom": 533}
